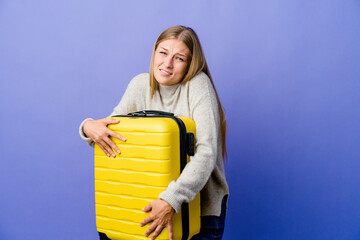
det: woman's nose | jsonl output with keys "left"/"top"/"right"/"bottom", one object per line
{"left": 164, "top": 56, "right": 173, "bottom": 68}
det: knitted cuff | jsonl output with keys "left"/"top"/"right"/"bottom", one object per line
{"left": 158, "top": 187, "right": 182, "bottom": 213}
{"left": 79, "top": 118, "right": 94, "bottom": 146}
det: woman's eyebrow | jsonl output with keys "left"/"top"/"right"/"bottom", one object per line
{"left": 176, "top": 52, "right": 187, "bottom": 58}
{"left": 159, "top": 47, "right": 187, "bottom": 57}
{"left": 159, "top": 47, "right": 168, "bottom": 51}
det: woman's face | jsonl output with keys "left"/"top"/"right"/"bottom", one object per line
{"left": 153, "top": 38, "right": 190, "bottom": 86}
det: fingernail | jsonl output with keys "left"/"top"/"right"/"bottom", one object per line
{"left": 117, "top": 150, "right": 120, "bottom": 154}
{"left": 122, "top": 137, "right": 126, "bottom": 141}
{"left": 112, "top": 154, "right": 116, "bottom": 158}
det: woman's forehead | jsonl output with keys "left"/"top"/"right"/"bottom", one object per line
{"left": 158, "top": 39, "right": 190, "bottom": 55}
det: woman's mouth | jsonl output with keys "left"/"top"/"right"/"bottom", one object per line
{"left": 159, "top": 69, "right": 172, "bottom": 76}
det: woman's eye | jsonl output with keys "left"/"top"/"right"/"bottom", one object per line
{"left": 160, "top": 51, "right": 166, "bottom": 55}
{"left": 176, "top": 57, "right": 184, "bottom": 62}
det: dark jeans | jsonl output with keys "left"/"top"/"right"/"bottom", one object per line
{"left": 190, "top": 195, "right": 228, "bottom": 240}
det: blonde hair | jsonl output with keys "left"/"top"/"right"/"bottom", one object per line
{"left": 149, "top": 25, "right": 228, "bottom": 160}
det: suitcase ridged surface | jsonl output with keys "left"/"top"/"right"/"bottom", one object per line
{"left": 95, "top": 116, "right": 200, "bottom": 240}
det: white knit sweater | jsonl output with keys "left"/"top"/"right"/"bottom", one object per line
{"left": 79, "top": 72, "right": 229, "bottom": 216}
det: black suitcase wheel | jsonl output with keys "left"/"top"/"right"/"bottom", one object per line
{"left": 99, "top": 232, "right": 111, "bottom": 240}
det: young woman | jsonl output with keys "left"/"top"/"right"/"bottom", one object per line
{"left": 79, "top": 25, "right": 229, "bottom": 240}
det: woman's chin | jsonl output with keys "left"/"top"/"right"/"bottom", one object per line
{"left": 155, "top": 76, "right": 172, "bottom": 86}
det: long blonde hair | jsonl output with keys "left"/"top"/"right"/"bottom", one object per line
{"left": 149, "top": 26, "right": 228, "bottom": 160}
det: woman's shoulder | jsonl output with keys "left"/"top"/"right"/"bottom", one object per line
{"left": 188, "top": 71, "right": 211, "bottom": 86}
{"left": 125, "top": 73, "right": 150, "bottom": 92}
{"left": 188, "top": 71, "right": 215, "bottom": 97}
{"left": 129, "top": 73, "right": 150, "bottom": 85}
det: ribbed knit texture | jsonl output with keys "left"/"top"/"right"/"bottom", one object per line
{"left": 79, "top": 72, "right": 229, "bottom": 216}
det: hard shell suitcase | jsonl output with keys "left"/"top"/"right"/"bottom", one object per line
{"left": 94, "top": 110, "right": 201, "bottom": 240}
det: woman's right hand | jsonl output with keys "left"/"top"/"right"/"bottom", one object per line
{"left": 83, "top": 118, "right": 126, "bottom": 157}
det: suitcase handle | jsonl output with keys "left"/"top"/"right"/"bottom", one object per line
{"left": 128, "top": 110, "right": 174, "bottom": 117}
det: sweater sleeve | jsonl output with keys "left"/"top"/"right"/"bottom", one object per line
{"left": 159, "top": 73, "right": 220, "bottom": 212}
{"left": 79, "top": 118, "right": 95, "bottom": 146}
{"left": 78, "top": 73, "right": 149, "bottom": 145}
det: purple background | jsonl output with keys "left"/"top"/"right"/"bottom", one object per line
{"left": 1, "top": 0, "right": 360, "bottom": 239}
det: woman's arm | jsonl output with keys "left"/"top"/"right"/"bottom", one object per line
{"left": 158, "top": 73, "right": 220, "bottom": 212}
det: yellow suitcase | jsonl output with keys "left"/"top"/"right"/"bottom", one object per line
{"left": 94, "top": 110, "right": 201, "bottom": 240}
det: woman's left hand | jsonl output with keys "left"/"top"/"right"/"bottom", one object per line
{"left": 140, "top": 199, "right": 175, "bottom": 240}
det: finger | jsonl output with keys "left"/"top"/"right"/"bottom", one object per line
{"left": 108, "top": 130, "right": 126, "bottom": 142}
{"left": 151, "top": 224, "right": 165, "bottom": 240}
{"left": 167, "top": 222, "right": 173, "bottom": 240}
{"left": 145, "top": 219, "right": 159, "bottom": 237}
{"left": 142, "top": 203, "right": 152, "bottom": 212}
{"left": 102, "top": 139, "right": 116, "bottom": 157}
{"left": 98, "top": 140, "right": 115, "bottom": 157}
{"left": 103, "top": 118, "right": 120, "bottom": 125}
{"left": 103, "top": 135, "right": 121, "bottom": 155}
{"left": 140, "top": 214, "right": 154, "bottom": 227}
{"left": 102, "top": 118, "right": 126, "bottom": 143}
{"left": 97, "top": 141, "right": 111, "bottom": 157}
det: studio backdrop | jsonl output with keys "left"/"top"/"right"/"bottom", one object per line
{"left": 0, "top": 0, "right": 360, "bottom": 239}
